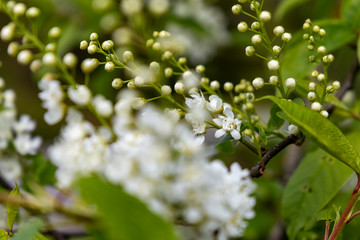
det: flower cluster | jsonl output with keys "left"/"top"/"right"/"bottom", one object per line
{"left": 302, "top": 19, "right": 341, "bottom": 117}
{"left": 0, "top": 77, "right": 42, "bottom": 183}
{"left": 233, "top": 0, "right": 297, "bottom": 98}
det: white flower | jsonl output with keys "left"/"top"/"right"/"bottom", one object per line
{"left": 252, "top": 77, "right": 264, "bottom": 90}
{"left": 13, "top": 115, "right": 36, "bottom": 134}
{"left": 206, "top": 95, "right": 223, "bottom": 113}
{"left": 185, "top": 92, "right": 206, "bottom": 109}
{"left": 68, "top": 85, "right": 91, "bottom": 106}
{"left": 213, "top": 108, "right": 241, "bottom": 140}
{"left": 13, "top": 134, "right": 42, "bottom": 155}
{"left": 92, "top": 95, "right": 113, "bottom": 117}
{"left": 259, "top": 11, "right": 271, "bottom": 21}
{"left": 311, "top": 102, "right": 322, "bottom": 111}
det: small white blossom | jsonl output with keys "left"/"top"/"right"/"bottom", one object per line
{"left": 252, "top": 77, "right": 264, "bottom": 90}
{"left": 285, "top": 78, "right": 296, "bottom": 89}
{"left": 68, "top": 85, "right": 91, "bottom": 106}
{"left": 213, "top": 108, "right": 241, "bottom": 140}
{"left": 206, "top": 95, "right": 223, "bottom": 113}
{"left": 267, "top": 60, "right": 279, "bottom": 71}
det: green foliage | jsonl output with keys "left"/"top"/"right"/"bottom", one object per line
{"left": 0, "top": 230, "right": 8, "bottom": 240}
{"left": 281, "top": 148, "right": 353, "bottom": 239}
{"left": 267, "top": 104, "right": 285, "bottom": 131}
{"left": 341, "top": 0, "right": 360, "bottom": 29}
{"left": 77, "top": 176, "right": 179, "bottom": 240}
{"left": 275, "top": 0, "right": 310, "bottom": 20}
{"left": 12, "top": 218, "right": 46, "bottom": 240}
{"left": 6, "top": 184, "right": 19, "bottom": 232}
{"left": 262, "top": 96, "right": 360, "bottom": 174}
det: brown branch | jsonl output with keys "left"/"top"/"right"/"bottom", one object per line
{"left": 250, "top": 133, "right": 303, "bottom": 178}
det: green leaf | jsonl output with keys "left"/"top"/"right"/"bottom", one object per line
{"left": 267, "top": 104, "right": 285, "bottom": 131}
{"left": 6, "top": 183, "right": 20, "bottom": 232}
{"left": 77, "top": 176, "right": 179, "bottom": 240}
{"left": 275, "top": 0, "right": 310, "bottom": 20}
{"left": 215, "top": 140, "right": 234, "bottom": 153}
{"left": 281, "top": 20, "right": 356, "bottom": 81}
{"left": 254, "top": 124, "right": 267, "bottom": 145}
{"left": 282, "top": 148, "right": 353, "bottom": 239}
{"left": 260, "top": 96, "right": 360, "bottom": 173}
{"left": 357, "top": 36, "right": 360, "bottom": 66}
{"left": 0, "top": 230, "right": 8, "bottom": 240}
{"left": 341, "top": 0, "right": 360, "bottom": 29}
{"left": 12, "top": 218, "right": 44, "bottom": 240}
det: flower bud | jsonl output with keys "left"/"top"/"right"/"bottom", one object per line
{"left": 303, "top": 22, "right": 310, "bottom": 30}
{"left": 273, "top": 45, "right": 281, "bottom": 55}
{"left": 245, "top": 46, "right": 255, "bottom": 56}
{"left": 122, "top": 50, "right": 134, "bottom": 63}
{"left": 232, "top": 4, "right": 242, "bottom": 14}
{"left": 1, "top": 22, "right": 16, "bottom": 42}
{"left": 162, "top": 51, "right": 172, "bottom": 61}
{"left": 63, "top": 53, "right": 78, "bottom": 68}
{"left": 17, "top": 50, "right": 33, "bottom": 65}
{"left": 252, "top": 77, "right": 264, "bottom": 90}
{"left": 102, "top": 40, "right": 114, "bottom": 51}
{"left": 42, "top": 52, "right": 57, "bottom": 66}
{"left": 131, "top": 98, "right": 146, "bottom": 110}
{"left": 251, "top": 34, "right": 262, "bottom": 44}
{"left": 311, "top": 70, "right": 319, "bottom": 78}
{"left": 80, "top": 40, "right": 88, "bottom": 50}
{"left": 195, "top": 65, "right": 205, "bottom": 73}
{"left": 105, "top": 62, "right": 115, "bottom": 72}
{"left": 285, "top": 78, "right": 296, "bottom": 89}
{"left": 26, "top": 7, "right": 40, "bottom": 18}
{"left": 152, "top": 42, "right": 161, "bottom": 50}
{"left": 7, "top": 41, "right": 20, "bottom": 57}
{"left": 332, "top": 81, "right": 340, "bottom": 90}
{"left": 224, "top": 82, "right": 234, "bottom": 92}
{"left": 210, "top": 80, "right": 220, "bottom": 90}
{"left": 320, "top": 110, "right": 329, "bottom": 118}
{"left": 269, "top": 76, "right": 278, "bottom": 85}
{"left": 251, "top": 22, "right": 260, "bottom": 30}
{"left": 309, "top": 82, "right": 316, "bottom": 91}
{"left": 307, "top": 91, "right": 316, "bottom": 101}
{"left": 178, "top": 57, "right": 187, "bottom": 65}
{"left": 317, "top": 46, "right": 326, "bottom": 54}
{"left": 237, "top": 22, "right": 248, "bottom": 32}
{"left": 281, "top": 32, "right": 292, "bottom": 42}
{"left": 90, "top": 32, "right": 98, "bottom": 41}
{"left": 112, "top": 78, "right": 123, "bottom": 89}
{"left": 161, "top": 85, "right": 172, "bottom": 96}
{"left": 30, "top": 59, "right": 42, "bottom": 73}
{"left": 312, "top": 25, "right": 320, "bottom": 33}
{"left": 165, "top": 68, "right": 173, "bottom": 78}
{"left": 81, "top": 58, "right": 99, "bottom": 74}
{"left": 317, "top": 73, "right": 325, "bottom": 82}
{"left": 134, "top": 76, "right": 145, "bottom": 87}
{"left": 267, "top": 60, "right": 279, "bottom": 71}
{"left": 87, "top": 44, "right": 97, "bottom": 54}
{"left": 48, "top": 27, "right": 62, "bottom": 39}
{"left": 311, "top": 102, "right": 322, "bottom": 111}
{"left": 326, "top": 85, "right": 334, "bottom": 93}
{"left": 13, "top": 3, "right": 26, "bottom": 16}
{"left": 259, "top": 11, "right": 271, "bottom": 21}
{"left": 273, "top": 26, "right": 285, "bottom": 36}
{"left": 174, "top": 81, "right": 185, "bottom": 94}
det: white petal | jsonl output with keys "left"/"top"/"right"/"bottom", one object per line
{"left": 224, "top": 107, "right": 234, "bottom": 118}
{"left": 230, "top": 130, "right": 241, "bottom": 140}
{"left": 214, "top": 129, "right": 226, "bottom": 138}
{"left": 213, "top": 118, "right": 223, "bottom": 126}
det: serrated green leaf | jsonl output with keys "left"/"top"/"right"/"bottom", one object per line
{"left": 77, "top": 176, "right": 179, "bottom": 240}
{"left": 341, "top": 0, "right": 360, "bottom": 29}
{"left": 0, "top": 229, "right": 8, "bottom": 240}
{"left": 267, "top": 104, "right": 285, "bottom": 131}
{"left": 12, "top": 218, "right": 44, "bottom": 240}
{"left": 6, "top": 183, "right": 20, "bottom": 232}
{"left": 261, "top": 96, "right": 360, "bottom": 173}
{"left": 282, "top": 148, "right": 353, "bottom": 239}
